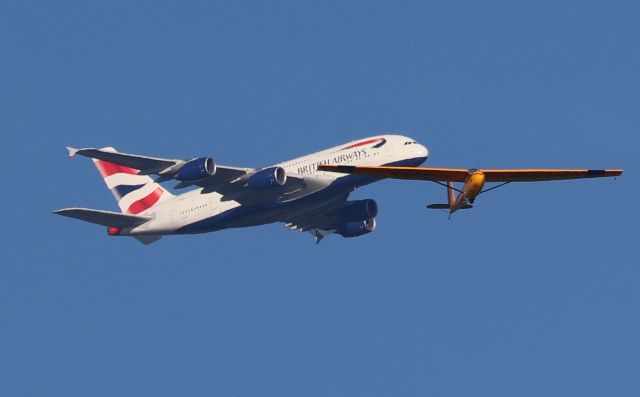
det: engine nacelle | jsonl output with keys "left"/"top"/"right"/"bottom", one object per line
{"left": 339, "top": 199, "right": 378, "bottom": 222}
{"left": 177, "top": 157, "right": 216, "bottom": 182}
{"left": 337, "top": 218, "right": 376, "bottom": 238}
{"left": 248, "top": 167, "right": 287, "bottom": 190}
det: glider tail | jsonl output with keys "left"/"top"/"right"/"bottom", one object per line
{"left": 447, "top": 181, "right": 455, "bottom": 209}
{"left": 92, "top": 147, "right": 174, "bottom": 214}
{"left": 427, "top": 181, "right": 472, "bottom": 212}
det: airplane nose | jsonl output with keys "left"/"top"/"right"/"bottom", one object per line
{"left": 416, "top": 143, "right": 429, "bottom": 160}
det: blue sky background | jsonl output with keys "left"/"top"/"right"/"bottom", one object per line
{"left": 1, "top": 1, "right": 638, "bottom": 396}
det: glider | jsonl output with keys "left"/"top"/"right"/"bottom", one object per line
{"left": 317, "top": 165, "right": 623, "bottom": 215}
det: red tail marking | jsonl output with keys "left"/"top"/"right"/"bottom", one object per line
{"left": 126, "top": 187, "right": 164, "bottom": 214}
{"left": 95, "top": 160, "right": 139, "bottom": 178}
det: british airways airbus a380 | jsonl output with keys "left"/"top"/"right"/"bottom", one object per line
{"left": 55, "top": 135, "right": 429, "bottom": 244}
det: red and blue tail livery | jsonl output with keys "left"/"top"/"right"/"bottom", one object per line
{"left": 91, "top": 148, "right": 173, "bottom": 214}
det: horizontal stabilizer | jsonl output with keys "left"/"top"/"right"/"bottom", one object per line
{"left": 53, "top": 208, "right": 152, "bottom": 228}
{"left": 427, "top": 203, "right": 473, "bottom": 210}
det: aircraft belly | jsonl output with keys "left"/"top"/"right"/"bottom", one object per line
{"left": 176, "top": 183, "right": 352, "bottom": 234}
{"left": 172, "top": 156, "right": 428, "bottom": 235}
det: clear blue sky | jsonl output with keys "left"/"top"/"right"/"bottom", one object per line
{"left": 1, "top": 1, "right": 638, "bottom": 396}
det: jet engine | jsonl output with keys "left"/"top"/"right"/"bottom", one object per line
{"left": 176, "top": 157, "right": 216, "bottom": 182}
{"left": 337, "top": 218, "right": 376, "bottom": 238}
{"left": 248, "top": 167, "right": 287, "bottom": 190}
{"left": 338, "top": 199, "right": 378, "bottom": 222}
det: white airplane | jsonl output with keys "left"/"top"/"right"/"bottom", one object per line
{"left": 55, "top": 135, "right": 622, "bottom": 244}
{"left": 54, "top": 135, "right": 429, "bottom": 244}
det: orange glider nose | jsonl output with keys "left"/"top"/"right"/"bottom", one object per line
{"left": 462, "top": 171, "right": 486, "bottom": 202}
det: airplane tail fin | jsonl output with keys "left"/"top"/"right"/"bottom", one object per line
{"left": 92, "top": 147, "right": 174, "bottom": 214}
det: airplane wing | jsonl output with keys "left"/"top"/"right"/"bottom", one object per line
{"left": 67, "top": 147, "right": 178, "bottom": 172}
{"left": 216, "top": 172, "right": 335, "bottom": 204}
{"left": 283, "top": 205, "right": 348, "bottom": 232}
{"left": 67, "top": 146, "right": 251, "bottom": 189}
{"left": 66, "top": 147, "right": 334, "bottom": 201}
{"left": 318, "top": 165, "right": 623, "bottom": 182}
{"left": 281, "top": 193, "right": 373, "bottom": 242}
{"left": 176, "top": 166, "right": 252, "bottom": 191}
